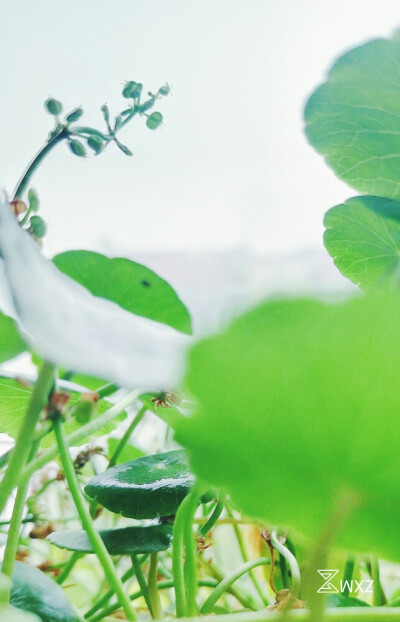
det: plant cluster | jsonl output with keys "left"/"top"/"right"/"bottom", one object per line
{"left": 2, "top": 34, "right": 400, "bottom": 622}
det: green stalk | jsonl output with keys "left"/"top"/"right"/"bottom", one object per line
{"left": 1, "top": 440, "right": 40, "bottom": 599}
{"left": 53, "top": 416, "right": 136, "bottom": 621}
{"left": 89, "top": 579, "right": 219, "bottom": 622}
{"left": 56, "top": 552, "right": 82, "bottom": 585}
{"left": 172, "top": 493, "right": 190, "bottom": 617}
{"left": 270, "top": 531, "right": 301, "bottom": 602}
{"left": 96, "top": 382, "right": 120, "bottom": 399}
{"left": 183, "top": 485, "right": 203, "bottom": 617}
{"left": 199, "top": 497, "right": 225, "bottom": 537}
{"left": 200, "top": 558, "right": 270, "bottom": 614}
{"left": 370, "top": 556, "right": 386, "bottom": 607}
{"left": 108, "top": 405, "right": 147, "bottom": 468}
{"left": 0, "top": 361, "right": 56, "bottom": 516}
{"left": 198, "top": 556, "right": 259, "bottom": 611}
{"left": 341, "top": 557, "right": 355, "bottom": 598}
{"left": 21, "top": 390, "right": 139, "bottom": 484}
{"left": 84, "top": 563, "right": 139, "bottom": 619}
{"left": 226, "top": 507, "right": 267, "bottom": 606}
{"left": 13, "top": 130, "right": 68, "bottom": 200}
{"left": 131, "top": 555, "right": 153, "bottom": 616}
{"left": 148, "top": 553, "right": 164, "bottom": 620}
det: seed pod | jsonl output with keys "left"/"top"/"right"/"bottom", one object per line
{"left": 45, "top": 98, "right": 63, "bottom": 115}
{"left": 115, "top": 140, "right": 133, "bottom": 156}
{"left": 28, "top": 189, "right": 39, "bottom": 212}
{"left": 29, "top": 215, "right": 47, "bottom": 238}
{"left": 146, "top": 111, "right": 163, "bottom": 130}
{"left": 140, "top": 99, "right": 155, "bottom": 113}
{"left": 158, "top": 84, "right": 170, "bottom": 96}
{"left": 73, "top": 395, "right": 97, "bottom": 425}
{"left": 114, "top": 115, "right": 123, "bottom": 132}
{"left": 68, "top": 139, "right": 86, "bottom": 157}
{"left": 101, "top": 104, "right": 110, "bottom": 124}
{"left": 122, "top": 81, "right": 143, "bottom": 99}
{"left": 65, "top": 107, "right": 84, "bottom": 123}
{"left": 87, "top": 135, "right": 104, "bottom": 155}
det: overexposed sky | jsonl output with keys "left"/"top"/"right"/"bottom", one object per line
{"left": 2, "top": 1, "right": 400, "bottom": 258}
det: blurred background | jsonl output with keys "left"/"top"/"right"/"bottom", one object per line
{"left": 6, "top": 0, "right": 400, "bottom": 334}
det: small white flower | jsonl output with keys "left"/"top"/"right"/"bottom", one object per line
{"left": 0, "top": 192, "right": 191, "bottom": 390}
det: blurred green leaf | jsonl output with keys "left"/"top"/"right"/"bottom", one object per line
{"left": 53, "top": 250, "right": 192, "bottom": 334}
{"left": 324, "top": 195, "right": 400, "bottom": 290}
{"left": 107, "top": 437, "right": 145, "bottom": 464}
{"left": 9, "top": 561, "right": 78, "bottom": 621}
{"left": 0, "top": 312, "right": 27, "bottom": 363}
{"left": 305, "top": 36, "right": 400, "bottom": 199}
{"left": 85, "top": 450, "right": 194, "bottom": 519}
{"left": 0, "top": 378, "right": 125, "bottom": 446}
{"left": 327, "top": 594, "right": 370, "bottom": 608}
{"left": 48, "top": 523, "right": 173, "bottom": 555}
{"left": 176, "top": 294, "right": 400, "bottom": 559}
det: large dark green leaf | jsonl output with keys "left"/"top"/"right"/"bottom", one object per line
{"left": 48, "top": 523, "right": 173, "bottom": 555}
{"left": 305, "top": 35, "right": 400, "bottom": 199}
{"left": 53, "top": 250, "right": 192, "bottom": 334}
{"left": 324, "top": 195, "right": 400, "bottom": 289}
{"left": 85, "top": 450, "right": 194, "bottom": 519}
{"left": 175, "top": 294, "right": 400, "bottom": 559}
{"left": 0, "top": 378, "right": 125, "bottom": 446}
{"left": 9, "top": 561, "right": 78, "bottom": 622}
{"left": 0, "top": 312, "right": 27, "bottom": 363}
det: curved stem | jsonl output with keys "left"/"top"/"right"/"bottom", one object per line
{"left": 172, "top": 493, "right": 190, "bottom": 617}
{"left": 53, "top": 416, "right": 136, "bottom": 621}
{"left": 200, "top": 558, "right": 270, "bottom": 614}
{"left": 108, "top": 405, "right": 147, "bottom": 469}
{"left": 270, "top": 530, "right": 301, "bottom": 602}
{"left": 0, "top": 361, "right": 56, "bottom": 516}
{"left": 56, "top": 551, "right": 82, "bottom": 585}
{"left": 183, "top": 484, "right": 203, "bottom": 617}
{"left": 13, "top": 129, "right": 68, "bottom": 200}
{"left": 148, "top": 553, "right": 163, "bottom": 620}
{"left": 131, "top": 555, "right": 153, "bottom": 616}
{"left": 199, "top": 497, "right": 225, "bottom": 537}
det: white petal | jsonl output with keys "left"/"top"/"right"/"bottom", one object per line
{"left": 0, "top": 193, "right": 191, "bottom": 390}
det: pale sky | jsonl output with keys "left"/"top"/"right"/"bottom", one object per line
{"left": 2, "top": 1, "right": 400, "bottom": 259}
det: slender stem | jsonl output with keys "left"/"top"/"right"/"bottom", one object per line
{"left": 199, "top": 497, "right": 225, "bottom": 537}
{"left": 108, "top": 406, "right": 147, "bottom": 469}
{"left": 198, "top": 556, "right": 259, "bottom": 611}
{"left": 370, "top": 556, "right": 385, "bottom": 607}
{"left": 148, "top": 553, "right": 164, "bottom": 620}
{"left": 0, "top": 361, "right": 56, "bottom": 516}
{"left": 131, "top": 555, "right": 153, "bottom": 616}
{"left": 200, "top": 558, "right": 270, "bottom": 614}
{"left": 183, "top": 485, "right": 203, "bottom": 617}
{"left": 89, "top": 579, "right": 219, "bottom": 622}
{"left": 1, "top": 440, "right": 40, "bottom": 599}
{"left": 172, "top": 493, "right": 189, "bottom": 617}
{"left": 96, "top": 382, "right": 120, "bottom": 399}
{"left": 341, "top": 556, "right": 355, "bottom": 598}
{"left": 270, "top": 531, "right": 301, "bottom": 602}
{"left": 227, "top": 506, "right": 267, "bottom": 606}
{"left": 84, "top": 564, "right": 138, "bottom": 619}
{"left": 56, "top": 551, "right": 82, "bottom": 585}
{"left": 53, "top": 416, "right": 136, "bottom": 621}
{"left": 13, "top": 130, "right": 68, "bottom": 200}
{"left": 21, "top": 390, "right": 139, "bottom": 485}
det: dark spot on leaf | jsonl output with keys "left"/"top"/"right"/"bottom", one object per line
{"left": 141, "top": 280, "right": 151, "bottom": 287}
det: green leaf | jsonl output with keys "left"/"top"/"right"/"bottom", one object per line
{"left": 85, "top": 450, "right": 194, "bottom": 519}
{"left": 44, "top": 98, "right": 62, "bottom": 116}
{"left": 324, "top": 195, "right": 400, "bottom": 290}
{"left": 326, "top": 594, "right": 370, "bottom": 608}
{"left": 53, "top": 250, "right": 192, "bottom": 334}
{"left": 9, "top": 561, "right": 78, "bottom": 621}
{"left": 175, "top": 294, "right": 400, "bottom": 559}
{"left": 0, "top": 378, "right": 125, "bottom": 446}
{"left": 107, "top": 437, "right": 145, "bottom": 464}
{"left": 48, "top": 523, "right": 173, "bottom": 555}
{"left": 305, "top": 36, "right": 400, "bottom": 200}
{"left": 0, "top": 312, "right": 26, "bottom": 363}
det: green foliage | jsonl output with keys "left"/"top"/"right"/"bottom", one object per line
{"left": 0, "top": 378, "right": 125, "bottom": 446}
{"left": 176, "top": 293, "right": 400, "bottom": 559}
{"left": 324, "top": 196, "right": 400, "bottom": 290}
{"left": 85, "top": 450, "right": 194, "bottom": 519}
{"left": 146, "top": 112, "right": 163, "bottom": 130}
{"left": 9, "top": 561, "right": 78, "bottom": 621}
{"left": 44, "top": 98, "right": 62, "bottom": 116}
{"left": 53, "top": 250, "right": 192, "bottom": 334}
{"left": 327, "top": 594, "right": 371, "bottom": 608}
{"left": 107, "top": 437, "right": 144, "bottom": 464}
{"left": 48, "top": 523, "right": 173, "bottom": 555}
{"left": 29, "top": 215, "right": 47, "bottom": 238}
{"left": 305, "top": 36, "right": 400, "bottom": 200}
{"left": 0, "top": 313, "right": 27, "bottom": 364}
